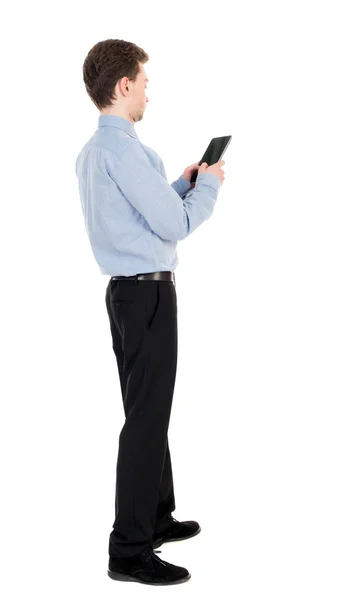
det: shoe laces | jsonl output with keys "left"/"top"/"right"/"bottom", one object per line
{"left": 144, "top": 547, "right": 167, "bottom": 566}
{"left": 160, "top": 516, "right": 179, "bottom": 529}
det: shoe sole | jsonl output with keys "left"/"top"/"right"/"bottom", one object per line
{"left": 153, "top": 525, "right": 201, "bottom": 550}
{"left": 107, "top": 569, "right": 191, "bottom": 585}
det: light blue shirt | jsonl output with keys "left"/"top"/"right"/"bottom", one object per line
{"left": 75, "top": 114, "right": 221, "bottom": 276}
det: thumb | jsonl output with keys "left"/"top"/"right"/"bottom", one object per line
{"left": 199, "top": 162, "right": 208, "bottom": 170}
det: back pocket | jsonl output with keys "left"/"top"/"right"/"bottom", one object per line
{"left": 111, "top": 281, "right": 136, "bottom": 305}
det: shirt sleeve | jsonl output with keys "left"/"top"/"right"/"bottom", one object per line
{"left": 171, "top": 174, "right": 192, "bottom": 198}
{"left": 103, "top": 143, "right": 221, "bottom": 242}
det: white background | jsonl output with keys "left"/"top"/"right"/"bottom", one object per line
{"left": 1, "top": 0, "right": 350, "bottom": 598}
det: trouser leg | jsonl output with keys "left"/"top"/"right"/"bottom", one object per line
{"left": 105, "top": 278, "right": 178, "bottom": 558}
{"left": 154, "top": 437, "right": 176, "bottom": 535}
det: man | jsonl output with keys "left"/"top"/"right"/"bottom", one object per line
{"left": 75, "top": 38, "right": 225, "bottom": 586}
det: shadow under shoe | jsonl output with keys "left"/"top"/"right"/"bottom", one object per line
{"left": 108, "top": 547, "right": 191, "bottom": 585}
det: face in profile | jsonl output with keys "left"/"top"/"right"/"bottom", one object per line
{"left": 131, "top": 62, "right": 149, "bottom": 122}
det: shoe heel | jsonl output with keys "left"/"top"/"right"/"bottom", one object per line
{"left": 107, "top": 569, "right": 135, "bottom": 582}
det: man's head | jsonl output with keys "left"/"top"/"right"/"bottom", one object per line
{"left": 82, "top": 39, "right": 149, "bottom": 124}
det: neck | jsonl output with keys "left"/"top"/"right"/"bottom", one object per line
{"left": 100, "top": 108, "right": 134, "bottom": 125}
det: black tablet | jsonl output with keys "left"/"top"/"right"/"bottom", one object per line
{"left": 190, "top": 135, "right": 232, "bottom": 184}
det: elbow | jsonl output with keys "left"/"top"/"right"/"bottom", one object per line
{"left": 151, "top": 211, "right": 190, "bottom": 242}
{"left": 156, "top": 217, "right": 189, "bottom": 242}
{"left": 159, "top": 229, "right": 185, "bottom": 242}
{"left": 156, "top": 225, "right": 187, "bottom": 242}
{"left": 165, "top": 219, "right": 189, "bottom": 242}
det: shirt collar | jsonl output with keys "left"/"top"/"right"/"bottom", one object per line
{"left": 98, "top": 114, "right": 139, "bottom": 140}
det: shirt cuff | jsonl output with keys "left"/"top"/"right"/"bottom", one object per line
{"left": 171, "top": 174, "right": 192, "bottom": 198}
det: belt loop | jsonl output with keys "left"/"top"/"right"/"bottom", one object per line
{"left": 134, "top": 274, "right": 138, "bottom": 285}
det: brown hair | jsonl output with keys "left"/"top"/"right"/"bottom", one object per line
{"left": 82, "top": 39, "right": 149, "bottom": 110}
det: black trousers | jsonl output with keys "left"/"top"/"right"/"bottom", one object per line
{"left": 105, "top": 274, "right": 178, "bottom": 558}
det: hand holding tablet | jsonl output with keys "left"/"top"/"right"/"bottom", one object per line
{"left": 190, "top": 135, "right": 232, "bottom": 184}
{"left": 197, "top": 159, "right": 225, "bottom": 186}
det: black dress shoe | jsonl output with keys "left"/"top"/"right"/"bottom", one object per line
{"left": 153, "top": 516, "right": 201, "bottom": 549}
{"left": 108, "top": 547, "right": 191, "bottom": 585}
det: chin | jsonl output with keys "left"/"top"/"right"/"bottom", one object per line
{"left": 133, "top": 108, "right": 146, "bottom": 123}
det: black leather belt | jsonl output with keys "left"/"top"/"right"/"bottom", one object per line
{"left": 111, "top": 271, "right": 175, "bottom": 285}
